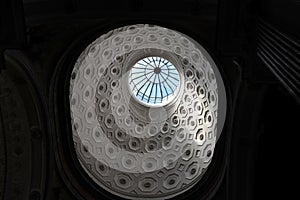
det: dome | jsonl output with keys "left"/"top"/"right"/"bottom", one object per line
{"left": 69, "top": 24, "right": 226, "bottom": 199}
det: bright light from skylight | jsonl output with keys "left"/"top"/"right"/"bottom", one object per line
{"left": 129, "top": 56, "right": 180, "bottom": 106}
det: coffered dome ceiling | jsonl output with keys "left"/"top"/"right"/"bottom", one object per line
{"left": 69, "top": 24, "right": 226, "bottom": 199}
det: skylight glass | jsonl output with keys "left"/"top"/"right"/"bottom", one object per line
{"left": 129, "top": 56, "right": 180, "bottom": 105}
